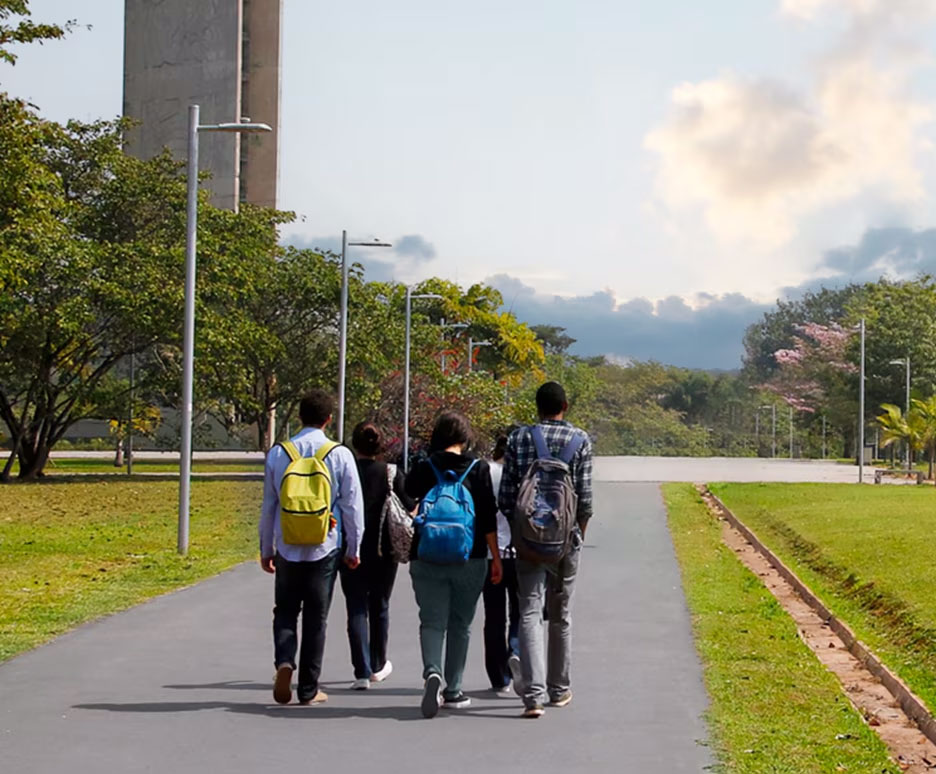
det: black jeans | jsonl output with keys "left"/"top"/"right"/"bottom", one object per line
{"left": 273, "top": 551, "right": 339, "bottom": 701}
{"left": 339, "top": 555, "right": 398, "bottom": 678}
{"left": 482, "top": 557, "right": 520, "bottom": 690}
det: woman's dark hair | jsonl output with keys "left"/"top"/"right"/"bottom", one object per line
{"left": 429, "top": 410, "right": 473, "bottom": 453}
{"left": 492, "top": 435, "right": 508, "bottom": 462}
{"left": 299, "top": 389, "right": 334, "bottom": 427}
{"left": 351, "top": 421, "right": 382, "bottom": 457}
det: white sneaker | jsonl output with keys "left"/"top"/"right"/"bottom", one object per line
{"left": 351, "top": 677, "right": 370, "bottom": 691}
{"left": 508, "top": 654, "right": 523, "bottom": 697}
{"left": 371, "top": 660, "right": 393, "bottom": 682}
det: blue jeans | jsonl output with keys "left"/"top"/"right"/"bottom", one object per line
{"left": 410, "top": 558, "right": 487, "bottom": 700}
{"left": 482, "top": 557, "right": 519, "bottom": 689}
{"left": 272, "top": 550, "right": 339, "bottom": 702}
{"left": 339, "top": 556, "right": 398, "bottom": 679}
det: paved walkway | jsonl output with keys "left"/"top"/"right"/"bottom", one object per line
{"left": 0, "top": 483, "right": 710, "bottom": 773}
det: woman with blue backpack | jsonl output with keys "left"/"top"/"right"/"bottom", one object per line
{"left": 405, "top": 411, "right": 502, "bottom": 718}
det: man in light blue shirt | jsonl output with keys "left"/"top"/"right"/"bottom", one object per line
{"left": 259, "top": 389, "right": 364, "bottom": 705}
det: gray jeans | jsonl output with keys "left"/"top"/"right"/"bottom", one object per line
{"left": 516, "top": 530, "right": 582, "bottom": 708}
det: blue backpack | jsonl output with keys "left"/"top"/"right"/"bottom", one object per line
{"left": 414, "top": 459, "right": 478, "bottom": 564}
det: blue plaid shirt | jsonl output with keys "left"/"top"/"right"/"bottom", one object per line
{"left": 498, "top": 420, "right": 594, "bottom": 525}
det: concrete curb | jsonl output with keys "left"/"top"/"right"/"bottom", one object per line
{"left": 702, "top": 486, "right": 936, "bottom": 747}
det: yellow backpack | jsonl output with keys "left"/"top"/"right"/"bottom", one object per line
{"left": 278, "top": 440, "right": 339, "bottom": 546}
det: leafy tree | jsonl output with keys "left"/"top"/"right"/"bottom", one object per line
{"left": 0, "top": 0, "right": 72, "bottom": 65}
{"left": 531, "top": 325, "right": 576, "bottom": 356}
{"left": 742, "top": 285, "right": 863, "bottom": 381}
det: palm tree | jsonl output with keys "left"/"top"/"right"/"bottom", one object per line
{"left": 910, "top": 397, "right": 936, "bottom": 480}
{"left": 877, "top": 403, "right": 924, "bottom": 475}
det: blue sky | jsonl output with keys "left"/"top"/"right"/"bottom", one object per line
{"left": 5, "top": 0, "right": 936, "bottom": 368}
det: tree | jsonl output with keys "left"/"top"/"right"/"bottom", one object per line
{"left": 531, "top": 325, "right": 576, "bottom": 356}
{"left": 0, "top": 0, "right": 72, "bottom": 65}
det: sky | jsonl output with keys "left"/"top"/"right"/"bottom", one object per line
{"left": 4, "top": 0, "right": 936, "bottom": 368}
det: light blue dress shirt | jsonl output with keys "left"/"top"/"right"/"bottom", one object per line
{"left": 259, "top": 427, "right": 365, "bottom": 562}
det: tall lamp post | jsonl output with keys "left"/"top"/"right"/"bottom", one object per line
{"left": 439, "top": 318, "right": 468, "bottom": 373}
{"left": 467, "top": 337, "right": 493, "bottom": 373}
{"left": 178, "top": 105, "right": 272, "bottom": 556}
{"left": 403, "top": 289, "right": 443, "bottom": 471}
{"left": 759, "top": 405, "right": 776, "bottom": 458}
{"left": 889, "top": 356, "right": 911, "bottom": 472}
{"left": 337, "top": 232, "right": 392, "bottom": 443}
{"left": 858, "top": 318, "right": 866, "bottom": 483}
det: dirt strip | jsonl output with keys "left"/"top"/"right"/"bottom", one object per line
{"left": 696, "top": 484, "right": 936, "bottom": 773}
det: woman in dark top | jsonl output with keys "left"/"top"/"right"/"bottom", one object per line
{"left": 340, "top": 421, "right": 415, "bottom": 690}
{"left": 405, "top": 411, "right": 502, "bottom": 718}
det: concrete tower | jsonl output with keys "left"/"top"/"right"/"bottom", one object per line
{"left": 123, "top": 0, "right": 282, "bottom": 210}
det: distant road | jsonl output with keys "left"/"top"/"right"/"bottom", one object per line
{"left": 52, "top": 451, "right": 873, "bottom": 483}
{"left": 595, "top": 456, "right": 873, "bottom": 483}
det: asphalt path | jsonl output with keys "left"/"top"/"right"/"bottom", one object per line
{"left": 0, "top": 483, "right": 710, "bottom": 773}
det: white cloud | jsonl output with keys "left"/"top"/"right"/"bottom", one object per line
{"left": 781, "top": 0, "right": 936, "bottom": 21}
{"left": 645, "top": 0, "right": 934, "bottom": 249}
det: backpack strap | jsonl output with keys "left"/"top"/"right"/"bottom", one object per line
{"left": 558, "top": 433, "right": 586, "bottom": 465}
{"left": 314, "top": 441, "right": 339, "bottom": 463}
{"left": 427, "top": 459, "right": 444, "bottom": 485}
{"left": 280, "top": 441, "right": 301, "bottom": 463}
{"left": 455, "top": 458, "right": 478, "bottom": 485}
{"left": 530, "top": 425, "right": 550, "bottom": 460}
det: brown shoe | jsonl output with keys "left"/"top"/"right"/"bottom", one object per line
{"left": 298, "top": 690, "right": 328, "bottom": 705}
{"left": 549, "top": 690, "right": 573, "bottom": 708}
{"left": 522, "top": 705, "right": 545, "bottom": 719}
{"left": 273, "top": 664, "right": 293, "bottom": 705}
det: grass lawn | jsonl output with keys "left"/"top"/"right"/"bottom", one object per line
{"left": 663, "top": 483, "right": 899, "bottom": 774}
{"left": 711, "top": 482, "right": 936, "bottom": 717}
{"left": 32, "top": 458, "right": 263, "bottom": 475}
{"left": 0, "top": 478, "right": 261, "bottom": 662}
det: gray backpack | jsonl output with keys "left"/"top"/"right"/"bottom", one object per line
{"left": 513, "top": 425, "right": 585, "bottom": 563}
{"left": 377, "top": 463, "right": 414, "bottom": 563}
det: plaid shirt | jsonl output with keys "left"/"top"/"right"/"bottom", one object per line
{"left": 498, "top": 420, "right": 594, "bottom": 525}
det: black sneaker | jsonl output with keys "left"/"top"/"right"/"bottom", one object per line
{"left": 421, "top": 673, "right": 443, "bottom": 718}
{"left": 522, "top": 704, "right": 545, "bottom": 719}
{"left": 442, "top": 693, "right": 471, "bottom": 709}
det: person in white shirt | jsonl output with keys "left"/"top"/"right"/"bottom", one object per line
{"left": 482, "top": 435, "right": 520, "bottom": 694}
{"left": 259, "top": 389, "right": 364, "bottom": 705}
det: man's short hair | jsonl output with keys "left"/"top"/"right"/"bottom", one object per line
{"left": 536, "top": 381, "right": 567, "bottom": 417}
{"left": 298, "top": 389, "right": 334, "bottom": 427}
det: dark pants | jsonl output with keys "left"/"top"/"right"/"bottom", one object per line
{"left": 482, "top": 557, "right": 520, "bottom": 689}
{"left": 339, "top": 556, "right": 398, "bottom": 679}
{"left": 273, "top": 551, "right": 339, "bottom": 702}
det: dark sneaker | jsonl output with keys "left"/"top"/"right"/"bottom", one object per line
{"left": 549, "top": 690, "right": 573, "bottom": 708}
{"left": 442, "top": 693, "right": 471, "bottom": 709}
{"left": 508, "top": 654, "right": 523, "bottom": 697}
{"left": 421, "top": 673, "right": 443, "bottom": 718}
{"left": 273, "top": 664, "right": 293, "bottom": 705}
{"left": 522, "top": 704, "right": 545, "bottom": 719}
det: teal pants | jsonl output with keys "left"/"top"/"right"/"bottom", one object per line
{"left": 410, "top": 558, "right": 487, "bottom": 699}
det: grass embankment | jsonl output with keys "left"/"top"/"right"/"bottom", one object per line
{"left": 0, "top": 479, "right": 261, "bottom": 661}
{"left": 663, "top": 483, "right": 898, "bottom": 774}
{"left": 22, "top": 459, "right": 263, "bottom": 475}
{"left": 712, "top": 482, "right": 936, "bottom": 718}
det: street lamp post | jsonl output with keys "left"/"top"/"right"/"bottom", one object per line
{"left": 337, "top": 232, "right": 392, "bottom": 443}
{"left": 467, "top": 337, "right": 493, "bottom": 373}
{"left": 438, "top": 318, "right": 468, "bottom": 373}
{"left": 178, "top": 105, "right": 272, "bottom": 556}
{"left": 759, "top": 405, "right": 776, "bottom": 458}
{"left": 889, "top": 356, "right": 911, "bottom": 472}
{"left": 403, "top": 289, "right": 443, "bottom": 471}
{"left": 858, "top": 318, "right": 866, "bottom": 483}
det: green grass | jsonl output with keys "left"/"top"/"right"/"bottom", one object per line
{"left": 663, "top": 483, "right": 899, "bottom": 774}
{"left": 711, "top": 482, "right": 936, "bottom": 718}
{"left": 0, "top": 478, "right": 262, "bottom": 662}
{"left": 9, "top": 458, "right": 263, "bottom": 475}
